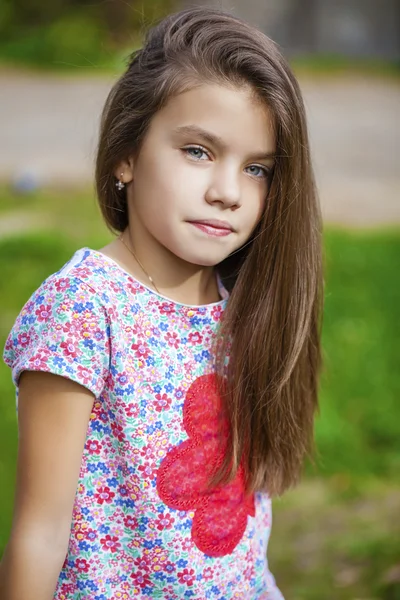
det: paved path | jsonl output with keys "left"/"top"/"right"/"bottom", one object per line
{"left": 1, "top": 71, "right": 399, "bottom": 226}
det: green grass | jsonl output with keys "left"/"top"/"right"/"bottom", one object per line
{"left": 0, "top": 187, "right": 399, "bottom": 597}
{"left": 316, "top": 229, "right": 400, "bottom": 479}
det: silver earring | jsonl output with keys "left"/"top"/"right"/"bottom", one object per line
{"left": 115, "top": 173, "right": 125, "bottom": 191}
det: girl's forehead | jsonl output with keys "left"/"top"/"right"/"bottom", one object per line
{"left": 152, "top": 83, "right": 275, "bottom": 154}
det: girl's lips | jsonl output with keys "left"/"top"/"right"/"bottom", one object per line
{"left": 189, "top": 222, "right": 233, "bottom": 237}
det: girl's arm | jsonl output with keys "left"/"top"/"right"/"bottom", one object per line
{"left": 0, "top": 371, "right": 95, "bottom": 600}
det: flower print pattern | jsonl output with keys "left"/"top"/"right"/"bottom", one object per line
{"left": 3, "top": 247, "right": 284, "bottom": 600}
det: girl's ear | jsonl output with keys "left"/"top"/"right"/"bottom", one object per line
{"left": 113, "top": 157, "right": 134, "bottom": 183}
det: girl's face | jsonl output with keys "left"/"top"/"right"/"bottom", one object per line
{"left": 118, "top": 83, "right": 276, "bottom": 268}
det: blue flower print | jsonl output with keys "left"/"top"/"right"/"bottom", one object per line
{"left": 87, "top": 581, "right": 98, "bottom": 592}
{"left": 78, "top": 541, "right": 90, "bottom": 551}
{"left": 142, "top": 587, "right": 154, "bottom": 595}
{"left": 98, "top": 524, "right": 110, "bottom": 534}
{"left": 177, "top": 559, "right": 188, "bottom": 568}
{"left": 73, "top": 302, "right": 85, "bottom": 313}
{"left": 189, "top": 316, "right": 201, "bottom": 326}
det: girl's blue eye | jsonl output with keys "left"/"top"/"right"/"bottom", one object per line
{"left": 183, "top": 146, "right": 209, "bottom": 160}
{"left": 246, "top": 165, "right": 269, "bottom": 178}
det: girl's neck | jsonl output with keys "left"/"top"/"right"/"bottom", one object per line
{"left": 99, "top": 236, "right": 222, "bottom": 306}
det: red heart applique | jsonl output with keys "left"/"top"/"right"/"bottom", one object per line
{"left": 156, "top": 373, "right": 255, "bottom": 557}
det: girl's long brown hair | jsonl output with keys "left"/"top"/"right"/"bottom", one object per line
{"left": 95, "top": 7, "right": 323, "bottom": 497}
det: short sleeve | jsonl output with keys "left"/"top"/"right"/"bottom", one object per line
{"left": 3, "top": 275, "right": 110, "bottom": 398}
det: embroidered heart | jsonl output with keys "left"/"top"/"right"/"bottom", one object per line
{"left": 156, "top": 373, "right": 255, "bottom": 557}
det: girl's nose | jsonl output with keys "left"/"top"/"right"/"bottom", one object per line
{"left": 205, "top": 165, "right": 242, "bottom": 209}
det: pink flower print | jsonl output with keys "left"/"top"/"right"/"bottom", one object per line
{"left": 181, "top": 538, "right": 193, "bottom": 551}
{"left": 17, "top": 332, "right": 30, "bottom": 348}
{"left": 156, "top": 373, "right": 255, "bottom": 558}
{"left": 131, "top": 341, "right": 150, "bottom": 361}
{"left": 126, "top": 403, "right": 139, "bottom": 418}
{"left": 155, "top": 512, "right": 175, "bottom": 531}
{"left": 159, "top": 301, "right": 175, "bottom": 315}
{"left": 75, "top": 558, "right": 90, "bottom": 573}
{"left": 123, "top": 514, "right": 138, "bottom": 530}
{"left": 110, "top": 281, "right": 122, "bottom": 294}
{"left": 75, "top": 266, "right": 91, "bottom": 279}
{"left": 54, "top": 278, "right": 70, "bottom": 293}
{"left": 202, "top": 566, "right": 214, "bottom": 580}
{"left": 150, "top": 546, "right": 168, "bottom": 566}
{"left": 130, "top": 571, "right": 152, "bottom": 588}
{"left": 74, "top": 522, "right": 89, "bottom": 541}
{"left": 92, "top": 400, "right": 108, "bottom": 423}
{"left": 126, "top": 281, "right": 139, "bottom": 295}
{"left": 140, "top": 444, "right": 156, "bottom": 461}
{"left": 28, "top": 351, "right": 48, "bottom": 370}
{"left": 86, "top": 439, "right": 102, "bottom": 455}
{"left": 211, "top": 305, "right": 223, "bottom": 321}
{"left": 85, "top": 528, "right": 97, "bottom": 542}
{"left": 95, "top": 486, "right": 115, "bottom": 505}
{"left": 188, "top": 331, "right": 203, "bottom": 345}
{"left": 133, "top": 555, "right": 150, "bottom": 570}
{"left": 100, "top": 534, "right": 121, "bottom": 553}
{"left": 35, "top": 303, "right": 52, "bottom": 322}
{"left": 163, "top": 561, "right": 176, "bottom": 574}
{"left": 77, "top": 365, "right": 91, "bottom": 385}
{"left": 116, "top": 371, "right": 129, "bottom": 386}
{"left": 93, "top": 328, "right": 104, "bottom": 341}
{"left": 61, "top": 321, "right": 81, "bottom": 336}
{"left": 60, "top": 583, "right": 75, "bottom": 596}
{"left": 138, "top": 461, "right": 157, "bottom": 479}
{"left": 124, "top": 478, "right": 142, "bottom": 502}
{"left": 111, "top": 421, "right": 125, "bottom": 442}
{"left": 165, "top": 331, "right": 179, "bottom": 348}
{"left": 154, "top": 393, "right": 172, "bottom": 412}
{"left": 177, "top": 568, "right": 195, "bottom": 586}
{"left": 60, "top": 340, "right": 78, "bottom": 358}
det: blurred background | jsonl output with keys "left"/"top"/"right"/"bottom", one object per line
{"left": 0, "top": 1, "right": 399, "bottom": 598}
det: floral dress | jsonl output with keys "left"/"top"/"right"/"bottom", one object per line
{"left": 4, "top": 248, "right": 283, "bottom": 600}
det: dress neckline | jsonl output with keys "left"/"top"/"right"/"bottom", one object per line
{"left": 83, "top": 248, "right": 229, "bottom": 309}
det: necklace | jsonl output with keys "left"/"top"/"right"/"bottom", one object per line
{"left": 118, "top": 233, "right": 161, "bottom": 294}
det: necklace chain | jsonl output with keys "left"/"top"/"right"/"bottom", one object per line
{"left": 118, "top": 233, "right": 160, "bottom": 294}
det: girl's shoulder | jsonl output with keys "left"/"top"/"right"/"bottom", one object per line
{"left": 25, "top": 247, "right": 138, "bottom": 309}
{"left": 3, "top": 248, "right": 118, "bottom": 396}
{"left": 49, "top": 247, "right": 123, "bottom": 298}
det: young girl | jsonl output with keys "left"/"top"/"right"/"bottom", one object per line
{"left": 0, "top": 7, "right": 322, "bottom": 600}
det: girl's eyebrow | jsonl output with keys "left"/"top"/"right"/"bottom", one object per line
{"left": 173, "top": 124, "right": 276, "bottom": 160}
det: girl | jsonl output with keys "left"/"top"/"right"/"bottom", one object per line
{"left": 0, "top": 6, "right": 323, "bottom": 600}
